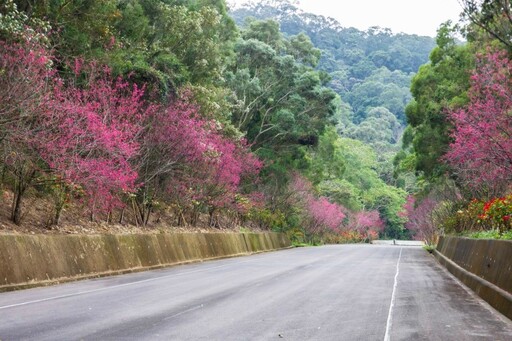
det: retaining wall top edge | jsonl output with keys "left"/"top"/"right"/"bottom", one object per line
{"left": 0, "top": 231, "right": 282, "bottom": 237}
{"left": 440, "top": 235, "right": 512, "bottom": 243}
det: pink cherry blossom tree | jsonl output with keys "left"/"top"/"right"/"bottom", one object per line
{"left": 444, "top": 50, "right": 512, "bottom": 196}
{"left": 288, "top": 173, "right": 346, "bottom": 242}
{"left": 305, "top": 196, "right": 346, "bottom": 234}
{"left": 38, "top": 61, "right": 150, "bottom": 223}
{"left": 403, "top": 195, "right": 439, "bottom": 245}
{"left": 0, "top": 39, "right": 54, "bottom": 224}
{"left": 348, "top": 210, "right": 385, "bottom": 241}
{"left": 135, "top": 94, "right": 262, "bottom": 226}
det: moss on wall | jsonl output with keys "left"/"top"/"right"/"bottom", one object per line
{"left": 0, "top": 232, "right": 290, "bottom": 292}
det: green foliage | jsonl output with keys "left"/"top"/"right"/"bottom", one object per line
{"left": 306, "top": 128, "right": 345, "bottom": 183}
{"left": 226, "top": 18, "right": 337, "bottom": 158}
{"left": 403, "top": 22, "right": 474, "bottom": 179}
{"left": 3, "top": 0, "right": 436, "bottom": 241}
{"left": 230, "top": 0, "right": 434, "bottom": 129}
{"left": 231, "top": 2, "right": 438, "bottom": 241}
{"left": 317, "top": 180, "right": 363, "bottom": 211}
{"left": 286, "top": 32, "right": 321, "bottom": 67}
{"left": 306, "top": 132, "right": 407, "bottom": 238}
{"left": 422, "top": 244, "right": 436, "bottom": 253}
{"left": 0, "top": 1, "right": 50, "bottom": 43}
{"left": 502, "top": 230, "right": 512, "bottom": 240}
{"left": 348, "top": 70, "right": 412, "bottom": 124}
{"left": 464, "top": 229, "right": 503, "bottom": 240}
{"left": 14, "top": 0, "right": 121, "bottom": 57}
{"left": 460, "top": 0, "right": 512, "bottom": 51}
{"left": 345, "top": 107, "right": 401, "bottom": 147}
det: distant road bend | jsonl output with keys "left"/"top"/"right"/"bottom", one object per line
{"left": 1, "top": 245, "right": 511, "bottom": 340}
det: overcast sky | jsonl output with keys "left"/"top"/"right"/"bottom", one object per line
{"left": 227, "top": 0, "right": 464, "bottom": 37}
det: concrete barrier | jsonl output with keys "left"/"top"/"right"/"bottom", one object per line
{"left": 434, "top": 236, "right": 512, "bottom": 320}
{"left": 0, "top": 232, "right": 291, "bottom": 292}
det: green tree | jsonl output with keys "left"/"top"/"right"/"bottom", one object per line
{"left": 226, "top": 19, "right": 336, "bottom": 150}
{"left": 460, "top": 0, "right": 512, "bottom": 51}
{"left": 404, "top": 22, "right": 473, "bottom": 179}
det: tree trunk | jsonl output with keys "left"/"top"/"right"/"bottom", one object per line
{"left": 144, "top": 206, "right": 152, "bottom": 226}
{"left": 119, "top": 207, "right": 125, "bottom": 225}
{"left": 131, "top": 198, "right": 140, "bottom": 227}
{"left": 11, "top": 185, "right": 23, "bottom": 225}
{"left": 0, "top": 164, "right": 6, "bottom": 190}
{"left": 10, "top": 169, "right": 35, "bottom": 225}
{"left": 209, "top": 207, "right": 220, "bottom": 229}
{"left": 52, "top": 187, "right": 67, "bottom": 227}
{"left": 53, "top": 205, "right": 63, "bottom": 226}
{"left": 90, "top": 200, "right": 96, "bottom": 222}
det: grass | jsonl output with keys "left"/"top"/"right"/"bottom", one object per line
{"left": 292, "top": 242, "right": 311, "bottom": 247}
{"left": 462, "top": 229, "right": 512, "bottom": 240}
{"left": 422, "top": 244, "right": 436, "bottom": 253}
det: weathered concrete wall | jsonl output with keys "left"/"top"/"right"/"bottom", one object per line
{"left": 434, "top": 236, "right": 512, "bottom": 320}
{"left": 0, "top": 232, "right": 291, "bottom": 292}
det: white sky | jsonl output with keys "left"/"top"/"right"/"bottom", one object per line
{"left": 227, "top": 0, "right": 464, "bottom": 37}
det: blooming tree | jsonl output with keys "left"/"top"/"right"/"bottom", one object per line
{"left": 38, "top": 61, "right": 150, "bottom": 222}
{"left": 0, "top": 39, "right": 54, "bottom": 224}
{"left": 305, "top": 196, "right": 346, "bottom": 233}
{"left": 445, "top": 50, "right": 512, "bottom": 195}
{"left": 403, "top": 195, "right": 441, "bottom": 245}
{"left": 135, "top": 94, "right": 262, "bottom": 226}
{"left": 288, "top": 173, "right": 346, "bottom": 241}
{"left": 349, "top": 210, "right": 385, "bottom": 241}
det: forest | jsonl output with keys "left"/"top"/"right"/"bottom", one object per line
{"left": 0, "top": 0, "right": 510, "bottom": 245}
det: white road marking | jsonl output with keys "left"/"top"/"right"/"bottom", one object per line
{"left": 0, "top": 259, "right": 256, "bottom": 310}
{"left": 164, "top": 304, "right": 204, "bottom": 320}
{"left": 0, "top": 247, "right": 314, "bottom": 311}
{"left": 384, "top": 247, "right": 402, "bottom": 341}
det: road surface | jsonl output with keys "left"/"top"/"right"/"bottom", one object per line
{"left": 1, "top": 245, "right": 511, "bottom": 340}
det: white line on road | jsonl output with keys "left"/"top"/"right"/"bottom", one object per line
{"left": 384, "top": 247, "right": 402, "bottom": 341}
{"left": 0, "top": 259, "right": 256, "bottom": 311}
{"left": 164, "top": 304, "right": 204, "bottom": 320}
{"left": 0, "top": 247, "right": 315, "bottom": 311}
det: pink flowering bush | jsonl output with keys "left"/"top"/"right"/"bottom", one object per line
{"left": 306, "top": 196, "right": 346, "bottom": 233}
{"left": 288, "top": 174, "right": 347, "bottom": 243}
{"left": 0, "top": 39, "right": 55, "bottom": 224}
{"left": 348, "top": 210, "right": 385, "bottom": 241}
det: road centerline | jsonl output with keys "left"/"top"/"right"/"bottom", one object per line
{"left": 384, "top": 247, "right": 402, "bottom": 341}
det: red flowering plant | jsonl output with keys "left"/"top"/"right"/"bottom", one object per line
{"left": 478, "top": 195, "right": 512, "bottom": 232}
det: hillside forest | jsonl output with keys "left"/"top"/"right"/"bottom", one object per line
{"left": 0, "top": 0, "right": 511, "bottom": 244}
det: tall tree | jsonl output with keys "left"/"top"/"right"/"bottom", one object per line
{"left": 0, "top": 38, "right": 53, "bottom": 224}
{"left": 460, "top": 0, "right": 512, "bottom": 51}
{"left": 444, "top": 50, "right": 512, "bottom": 196}
{"left": 403, "top": 22, "right": 473, "bottom": 179}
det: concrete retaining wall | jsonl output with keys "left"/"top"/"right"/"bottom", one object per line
{"left": 434, "top": 236, "right": 512, "bottom": 320}
{"left": 0, "top": 232, "right": 291, "bottom": 292}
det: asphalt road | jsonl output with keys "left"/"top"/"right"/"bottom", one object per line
{"left": 1, "top": 245, "right": 511, "bottom": 340}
